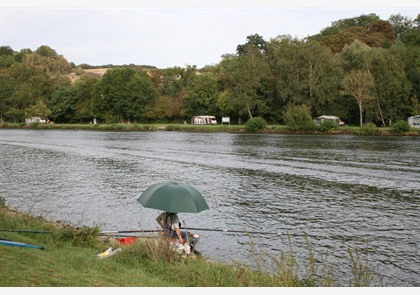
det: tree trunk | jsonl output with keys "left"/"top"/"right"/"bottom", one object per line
{"left": 366, "top": 62, "right": 385, "bottom": 127}
{"left": 247, "top": 100, "right": 253, "bottom": 120}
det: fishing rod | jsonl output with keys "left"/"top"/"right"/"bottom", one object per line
{"left": 99, "top": 229, "right": 163, "bottom": 235}
{"left": 99, "top": 228, "right": 359, "bottom": 241}
{"left": 99, "top": 228, "right": 301, "bottom": 237}
{"left": 0, "top": 229, "right": 53, "bottom": 234}
{"left": 186, "top": 227, "right": 285, "bottom": 235}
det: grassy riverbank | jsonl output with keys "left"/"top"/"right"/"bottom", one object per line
{"left": 1, "top": 122, "right": 420, "bottom": 136}
{"left": 0, "top": 197, "right": 376, "bottom": 287}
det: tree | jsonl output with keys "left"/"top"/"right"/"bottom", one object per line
{"left": 25, "top": 99, "right": 51, "bottom": 118}
{"left": 74, "top": 75, "right": 100, "bottom": 122}
{"left": 49, "top": 85, "right": 78, "bottom": 123}
{"left": 229, "top": 45, "right": 271, "bottom": 119}
{"left": 236, "top": 34, "right": 268, "bottom": 55}
{"left": 126, "top": 71, "right": 157, "bottom": 121}
{"left": 367, "top": 47, "right": 412, "bottom": 125}
{"left": 272, "top": 39, "right": 341, "bottom": 118}
{"left": 146, "top": 95, "right": 184, "bottom": 121}
{"left": 23, "top": 45, "right": 71, "bottom": 73}
{"left": 92, "top": 67, "right": 157, "bottom": 123}
{"left": 321, "top": 28, "right": 365, "bottom": 53}
{"left": 342, "top": 70, "right": 374, "bottom": 127}
{"left": 388, "top": 13, "right": 415, "bottom": 39}
{"left": 0, "top": 46, "right": 16, "bottom": 68}
{"left": 183, "top": 73, "right": 219, "bottom": 118}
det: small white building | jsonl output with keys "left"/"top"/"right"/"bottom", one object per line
{"left": 314, "top": 115, "right": 345, "bottom": 126}
{"left": 25, "top": 117, "right": 53, "bottom": 124}
{"left": 408, "top": 115, "right": 420, "bottom": 128}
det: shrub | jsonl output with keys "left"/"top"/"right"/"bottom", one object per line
{"left": 0, "top": 196, "right": 5, "bottom": 207}
{"left": 283, "top": 104, "right": 315, "bottom": 131}
{"left": 245, "top": 117, "right": 267, "bottom": 133}
{"left": 54, "top": 225, "right": 101, "bottom": 248}
{"left": 316, "top": 120, "right": 338, "bottom": 132}
{"left": 356, "top": 123, "right": 380, "bottom": 136}
{"left": 391, "top": 120, "right": 411, "bottom": 133}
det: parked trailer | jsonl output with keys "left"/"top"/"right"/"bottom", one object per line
{"left": 408, "top": 115, "right": 420, "bottom": 128}
{"left": 314, "top": 115, "right": 345, "bottom": 126}
{"left": 191, "top": 116, "right": 217, "bottom": 125}
{"left": 25, "top": 117, "right": 53, "bottom": 124}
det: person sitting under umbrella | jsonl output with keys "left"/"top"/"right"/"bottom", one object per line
{"left": 156, "top": 212, "right": 187, "bottom": 245}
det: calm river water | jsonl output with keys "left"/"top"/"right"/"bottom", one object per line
{"left": 0, "top": 129, "right": 419, "bottom": 286}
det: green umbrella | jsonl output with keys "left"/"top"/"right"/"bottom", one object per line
{"left": 137, "top": 182, "right": 209, "bottom": 213}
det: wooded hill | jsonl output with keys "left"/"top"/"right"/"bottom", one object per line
{"left": 0, "top": 13, "right": 419, "bottom": 127}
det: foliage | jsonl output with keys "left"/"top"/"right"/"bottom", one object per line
{"left": 283, "top": 104, "right": 315, "bottom": 131}
{"left": 0, "top": 13, "right": 419, "bottom": 126}
{"left": 183, "top": 73, "right": 219, "bottom": 117}
{"left": 356, "top": 123, "right": 380, "bottom": 135}
{"left": 367, "top": 47, "right": 412, "bottom": 126}
{"left": 92, "top": 67, "right": 157, "bottom": 123}
{"left": 341, "top": 70, "right": 375, "bottom": 127}
{"left": 225, "top": 45, "right": 271, "bottom": 119}
{"left": 391, "top": 120, "right": 411, "bottom": 133}
{"left": 317, "top": 120, "right": 339, "bottom": 132}
{"left": 245, "top": 116, "right": 267, "bottom": 133}
{"left": 0, "top": 195, "right": 5, "bottom": 207}
{"left": 25, "top": 99, "right": 51, "bottom": 118}
{"left": 54, "top": 225, "right": 101, "bottom": 248}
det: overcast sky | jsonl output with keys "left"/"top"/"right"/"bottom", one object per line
{"left": 0, "top": 0, "right": 419, "bottom": 68}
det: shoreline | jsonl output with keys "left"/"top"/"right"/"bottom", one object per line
{"left": 1, "top": 122, "right": 420, "bottom": 136}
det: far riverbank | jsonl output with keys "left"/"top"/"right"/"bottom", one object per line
{"left": 2, "top": 122, "right": 420, "bottom": 136}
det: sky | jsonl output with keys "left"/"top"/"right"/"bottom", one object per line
{"left": 0, "top": 0, "right": 419, "bottom": 69}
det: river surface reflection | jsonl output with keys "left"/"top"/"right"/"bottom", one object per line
{"left": 1, "top": 129, "right": 419, "bottom": 286}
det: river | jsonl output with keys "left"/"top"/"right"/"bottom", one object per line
{"left": 0, "top": 128, "right": 419, "bottom": 286}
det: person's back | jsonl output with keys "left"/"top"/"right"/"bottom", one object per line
{"left": 156, "top": 211, "right": 187, "bottom": 244}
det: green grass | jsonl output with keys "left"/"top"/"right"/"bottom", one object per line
{"left": 0, "top": 200, "right": 378, "bottom": 287}
{"left": 2, "top": 122, "right": 420, "bottom": 136}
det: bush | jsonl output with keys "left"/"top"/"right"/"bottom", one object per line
{"left": 54, "top": 225, "right": 101, "bottom": 248}
{"left": 245, "top": 117, "right": 267, "bottom": 133}
{"left": 356, "top": 123, "right": 380, "bottom": 136}
{"left": 316, "top": 120, "right": 338, "bottom": 132}
{"left": 391, "top": 120, "right": 411, "bottom": 133}
{"left": 283, "top": 104, "right": 316, "bottom": 131}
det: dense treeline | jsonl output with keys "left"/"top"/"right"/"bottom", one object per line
{"left": 0, "top": 13, "right": 419, "bottom": 126}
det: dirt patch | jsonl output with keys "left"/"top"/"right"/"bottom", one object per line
{"left": 84, "top": 68, "right": 110, "bottom": 76}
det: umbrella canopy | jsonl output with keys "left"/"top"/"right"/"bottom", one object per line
{"left": 137, "top": 181, "right": 209, "bottom": 213}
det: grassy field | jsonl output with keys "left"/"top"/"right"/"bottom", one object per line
{"left": 0, "top": 197, "right": 376, "bottom": 287}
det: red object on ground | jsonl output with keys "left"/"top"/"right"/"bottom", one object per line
{"left": 117, "top": 237, "right": 138, "bottom": 245}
